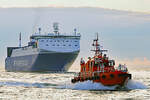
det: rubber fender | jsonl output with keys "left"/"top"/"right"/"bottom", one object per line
{"left": 128, "top": 74, "right": 132, "bottom": 79}
{"left": 71, "top": 79, "right": 76, "bottom": 83}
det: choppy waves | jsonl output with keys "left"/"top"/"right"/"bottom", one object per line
{"left": 59, "top": 79, "right": 147, "bottom": 90}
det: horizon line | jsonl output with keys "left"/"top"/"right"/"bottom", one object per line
{"left": 0, "top": 5, "right": 150, "bottom": 14}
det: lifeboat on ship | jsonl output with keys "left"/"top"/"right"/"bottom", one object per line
{"left": 71, "top": 34, "right": 132, "bottom": 87}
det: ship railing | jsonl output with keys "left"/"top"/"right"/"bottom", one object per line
{"left": 117, "top": 64, "right": 128, "bottom": 72}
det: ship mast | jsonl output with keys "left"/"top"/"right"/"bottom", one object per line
{"left": 53, "top": 22, "right": 59, "bottom": 35}
{"left": 91, "top": 33, "right": 107, "bottom": 56}
{"left": 19, "top": 32, "right": 21, "bottom": 47}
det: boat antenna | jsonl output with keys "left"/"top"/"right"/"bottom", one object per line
{"left": 74, "top": 28, "right": 77, "bottom": 36}
{"left": 95, "top": 33, "right": 99, "bottom": 55}
{"left": 19, "top": 32, "right": 21, "bottom": 47}
{"left": 38, "top": 27, "right": 41, "bottom": 34}
{"left": 53, "top": 22, "right": 59, "bottom": 35}
{"left": 91, "top": 33, "right": 107, "bottom": 56}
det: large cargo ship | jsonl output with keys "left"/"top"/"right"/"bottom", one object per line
{"left": 5, "top": 23, "right": 81, "bottom": 72}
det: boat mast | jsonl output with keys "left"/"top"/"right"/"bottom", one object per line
{"left": 91, "top": 33, "right": 107, "bottom": 56}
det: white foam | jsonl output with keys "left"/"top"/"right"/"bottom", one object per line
{"left": 126, "top": 80, "right": 147, "bottom": 89}
{"left": 59, "top": 80, "right": 117, "bottom": 90}
{"left": 59, "top": 80, "right": 147, "bottom": 90}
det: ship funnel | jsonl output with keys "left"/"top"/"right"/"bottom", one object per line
{"left": 53, "top": 22, "right": 59, "bottom": 35}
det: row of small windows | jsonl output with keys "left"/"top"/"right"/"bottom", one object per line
{"left": 40, "top": 40, "right": 78, "bottom": 42}
{"left": 46, "top": 44, "right": 78, "bottom": 47}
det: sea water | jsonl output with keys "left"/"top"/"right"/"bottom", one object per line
{"left": 0, "top": 67, "right": 149, "bottom": 100}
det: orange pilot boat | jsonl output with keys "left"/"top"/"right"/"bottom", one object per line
{"left": 71, "top": 34, "right": 132, "bottom": 87}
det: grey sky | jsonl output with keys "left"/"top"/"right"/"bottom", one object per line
{"left": 0, "top": 7, "right": 150, "bottom": 68}
{"left": 0, "top": 0, "right": 150, "bottom": 12}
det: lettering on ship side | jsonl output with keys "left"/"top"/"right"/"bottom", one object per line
{"left": 14, "top": 60, "right": 29, "bottom": 67}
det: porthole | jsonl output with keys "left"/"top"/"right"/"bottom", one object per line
{"left": 102, "top": 75, "right": 106, "bottom": 79}
{"left": 110, "top": 74, "right": 114, "bottom": 78}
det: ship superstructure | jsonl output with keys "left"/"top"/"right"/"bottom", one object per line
{"left": 5, "top": 23, "right": 81, "bottom": 72}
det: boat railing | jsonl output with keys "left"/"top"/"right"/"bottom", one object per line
{"left": 117, "top": 64, "right": 128, "bottom": 72}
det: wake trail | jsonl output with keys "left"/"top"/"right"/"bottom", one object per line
{"left": 58, "top": 80, "right": 147, "bottom": 90}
